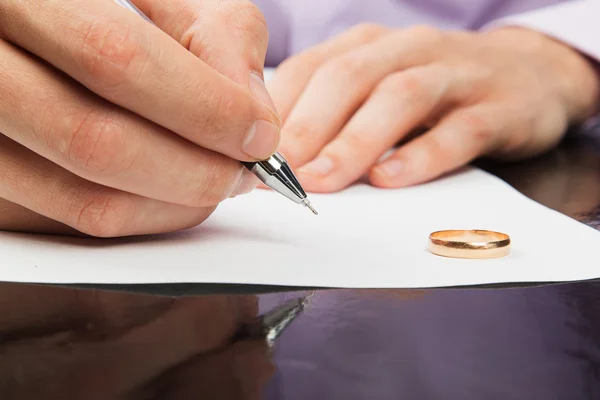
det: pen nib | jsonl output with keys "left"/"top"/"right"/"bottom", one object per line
{"left": 302, "top": 199, "right": 318, "bottom": 215}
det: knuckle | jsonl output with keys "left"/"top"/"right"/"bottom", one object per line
{"left": 275, "top": 52, "right": 321, "bottom": 79}
{"left": 71, "top": 190, "right": 131, "bottom": 238}
{"left": 165, "top": 2, "right": 201, "bottom": 46}
{"left": 65, "top": 110, "right": 130, "bottom": 175}
{"left": 398, "top": 73, "right": 425, "bottom": 97}
{"left": 408, "top": 24, "right": 443, "bottom": 43}
{"left": 412, "top": 137, "right": 443, "bottom": 172}
{"left": 283, "top": 119, "right": 316, "bottom": 143}
{"left": 319, "top": 54, "right": 365, "bottom": 82}
{"left": 351, "top": 23, "right": 388, "bottom": 40}
{"left": 462, "top": 112, "right": 495, "bottom": 144}
{"left": 379, "top": 71, "right": 424, "bottom": 99}
{"left": 337, "top": 130, "right": 369, "bottom": 153}
{"left": 217, "top": 1, "right": 268, "bottom": 43}
{"left": 499, "top": 104, "right": 538, "bottom": 153}
{"left": 183, "top": 26, "right": 219, "bottom": 63}
{"left": 78, "top": 18, "right": 145, "bottom": 90}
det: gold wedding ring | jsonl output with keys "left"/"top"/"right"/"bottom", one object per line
{"left": 428, "top": 230, "right": 511, "bottom": 259}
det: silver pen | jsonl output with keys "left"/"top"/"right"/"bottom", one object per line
{"left": 242, "top": 155, "right": 317, "bottom": 214}
{"left": 235, "top": 292, "right": 314, "bottom": 347}
{"left": 234, "top": 296, "right": 307, "bottom": 346}
{"left": 115, "top": 0, "right": 317, "bottom": 215}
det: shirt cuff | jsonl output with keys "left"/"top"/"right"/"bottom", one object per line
{"left": 484, "top": 0, "right": 600, "bottom": 131}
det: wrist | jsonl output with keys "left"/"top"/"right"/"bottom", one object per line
{"left": 487, "top": 27, "right": 600, "bottom": 124}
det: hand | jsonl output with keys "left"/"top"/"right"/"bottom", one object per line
{"left": 0, "top": 0, "right": 279, "bottom": 237}
{"left": 0, "top": 283, "right": 273, "bottom": 399}
{"left": 267, "top": 24, "right": 600, "bottom": 192}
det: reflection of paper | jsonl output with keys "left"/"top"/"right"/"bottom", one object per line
{"left": 1, "top": 167, "right": 599, "bottom": 288}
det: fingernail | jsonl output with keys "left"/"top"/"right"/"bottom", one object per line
{"left": 249, "top": 71, "right": 280, "bottom": 119}
{"left": 300, "top": 156, "right": 334, "bottom": 176}
{"left": 376, "top": 160, "right": 403, "bottom": 178}
{"left": 243, "top": 120, "right": 280, "bottom": 160}
{"left": 229, "top": 171, "right": 245, "bottom": 197}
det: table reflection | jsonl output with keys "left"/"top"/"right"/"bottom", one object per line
{"left": 260, "top": 284, "right": 600, "bottom": 399}
{"left": 479, "top": 131, "right": 600, "bottom": 224}
{"left": 0, "top": 284, "right": 273, "bottom": 399}
{"left": 3, "top": 282, "right": 600, "bottom": 399}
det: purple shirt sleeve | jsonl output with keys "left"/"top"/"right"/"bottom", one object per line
{"left": 487, "top": 0, "right": 600, "bottom": 63}
{"left": 253, "top": 0, "right": 575, "bottom": 65}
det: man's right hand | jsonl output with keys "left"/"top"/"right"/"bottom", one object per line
{"left": 0, "top": 0, "right": 280, "bottom": 237}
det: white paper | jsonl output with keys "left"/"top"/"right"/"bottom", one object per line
{"left": 0, "top": 166, "right": 599, "bottom": 288}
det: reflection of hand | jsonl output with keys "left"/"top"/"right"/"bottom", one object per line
{"left": 149, "top": 341, "right": 274, "bottom": 400}
{"left": 0, "top": 0, "right": 278, "bottom": 237}
{"left": 487, "top": 139, "right": 600, "bottom": 219}
{"left": 0, "top": 283, "right": 273, "bottom": 399}
{"left": 267, "top": 24, "right": 600, "bottom": 192}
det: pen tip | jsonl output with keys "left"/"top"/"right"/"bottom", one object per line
{"left": 302, "top": 200, "right": 318, "bottom": 215}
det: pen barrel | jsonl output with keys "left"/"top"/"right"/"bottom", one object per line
{"left": 241, "top": 161, "right": 256, "bottom": 171}
{"left": 240, "top": 155, "right": 307, "bottom": 204}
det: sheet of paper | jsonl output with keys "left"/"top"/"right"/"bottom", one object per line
{"left": 1, "top": 167, "right": 599, "bottom": 288}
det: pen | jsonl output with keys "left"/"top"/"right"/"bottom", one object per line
{"left": 114, "top": 0, "right": 318, "bottom": 215}
{"left": 234, "top": 296, "right": 309, "bottom": 347}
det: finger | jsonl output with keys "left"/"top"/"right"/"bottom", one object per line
{"left": 297, "top": 65, "right": 454, "bottom": 192}
{"left": 0, "top": 134, "right": 215, "bottom": 238}
{"left": 276, "top": 26, "right": 444, "bottom": 167}
{"left": 91, "top": 295, "right": 259, "bottom": 394}
{"left": 370, "top": 105, "right": 503, "bottom": 187}
{"left": 0, "top": 0, "right": 280, "bottom": 161}
{"left": 0, "top": 294, "right": 257, "bottom": 398}
{"left": 267, "top": 23, "right": 391, "bottom": 122}
{"left": 233, "top": 169, "right": 261, "bottom": 197}
{"left": 151, "top": 340, "right": 272, "bottom": 399}
{"left": 0, "top": 197, "right": 77, "bottom": 236}
{"left": 131, "top": 0, "right": 277, "bottom": 115}
{"left": 0, "top": 282, "right": 173, "bottom": 338}
{"left": 230, "top": 340, "right": 274, "bottom": 399}
{"left": 0, "top": 40, "right": 244, "bottom": 207}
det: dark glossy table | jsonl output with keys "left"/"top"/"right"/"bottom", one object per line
{"left": 3, "top": 129, "right": 600, "bottom": 399}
